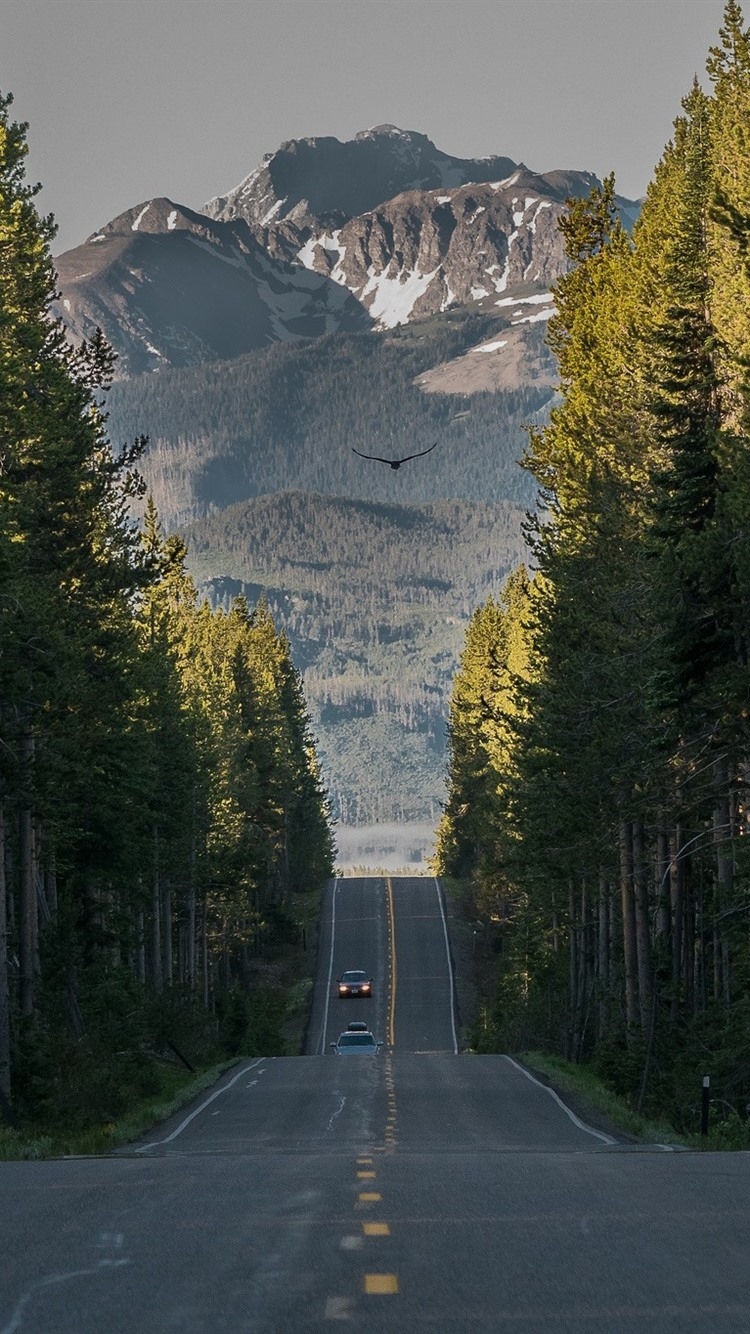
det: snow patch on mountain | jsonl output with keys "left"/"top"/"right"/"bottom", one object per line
{"left": 296, "top": 231, "right": 348, "bottom": 284}
{"left": 496, "top": 292, "right": 554, "bottom": 307}
{"left": 260, "top": 198, "right": 286, "bottom": 227}
{"left": 527, "top": 200, "right": 552, "bottom": 233}
{"left": 131, "top": 203, "right": 152, "bottom": 231}
{"left": 361, "top": 262, "right": 438, "bottom": 328}
{"left": 512, "top": 307, "right": 555, "bottom": 325}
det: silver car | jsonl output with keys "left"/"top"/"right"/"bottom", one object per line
{"left": 330, "top": 1030, "right": 382, "bottom": 1055}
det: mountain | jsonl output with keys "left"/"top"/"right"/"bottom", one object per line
{"left": 55, "top": 197, "right": 369, "bottom": 376}
{"left": 204, "top": 124, "right": 518, "bottom": 229}
{"left": 54, "top": 127, "right": 639, "bottom": 379}
{"left": 182, "top": 490, "right": 529, "bottom": 824}
{"left": 52, "top": 126, "right": 638, "bottom": 825}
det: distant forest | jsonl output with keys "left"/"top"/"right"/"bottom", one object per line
{"left": 183, "top": 491, "right": 529, "bottom": 823}
{"left": 107, "top": 313, "right": 551, "bottom": 528}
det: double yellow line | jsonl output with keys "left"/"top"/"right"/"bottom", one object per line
{"left": 386, "top": 876, "right": 397, "bottom": 1048}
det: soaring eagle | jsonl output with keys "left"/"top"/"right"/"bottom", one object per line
{"left": 351, "top": 441, "right": 438, "bottom": 470}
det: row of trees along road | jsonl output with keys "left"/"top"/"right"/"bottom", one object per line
{"left": 437, "top": 3, "right": 750, "bottom": 1136}
{"left": 0, "top": 93, "right": 333, "bottom": 1127}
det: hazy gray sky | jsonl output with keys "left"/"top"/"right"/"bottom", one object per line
{"left": 2, "top": 0, "right": 729, "bottom": 254}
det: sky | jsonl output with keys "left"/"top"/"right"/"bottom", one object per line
{"left": 2, "top": 0, "right": 730, "bottom": 255}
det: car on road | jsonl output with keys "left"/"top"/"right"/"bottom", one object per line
{"left": 330, "top": 1029, "right": 382, "bottom": 1055}
{"left": 337, "top": 969, "right": 372, "bottom": 998}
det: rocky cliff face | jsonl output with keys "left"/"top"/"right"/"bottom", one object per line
{"left": 54, "top": 127, "right": 639, "bottom": 379}
{"left": 203, "top": 124, "right": 518, "bottom": 231}
{"left": 282, "top": 170, "right": 574, "bottom": 329}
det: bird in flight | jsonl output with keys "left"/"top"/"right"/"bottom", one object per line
{"left": 351, "top": 441, "right": 438, "bottom": 470}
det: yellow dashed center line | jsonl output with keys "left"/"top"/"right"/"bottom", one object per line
{"left": 386, "top": 876, "right": 397, "bottom": 1048}
{"left": 364, "top": 1273, "right": 399, "bottom": 1295}
{"left": 334, "top": 882, "right": 401, "bottom": 1318}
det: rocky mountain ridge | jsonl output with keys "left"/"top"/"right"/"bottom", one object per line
{"left": 203, "top": 124, "right": 518, "bottom": 230}
{"left": 54, "top": 127, "right": 639, "bottom": 378}
{"left": 55, "top": 196, "right": 369, "bottom": 377}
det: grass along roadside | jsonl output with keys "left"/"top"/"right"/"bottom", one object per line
{"left": 521, "top": 1050, "right": 750, "bottom": 1149}
{"left": 0, "top": 1059, "right": 245, "bottom": 1161}
{"left": 0, "top": 933, "right": 319, "bottom": 1162}
{"left": 519, "top": 1050, "right": 691, "bottom": 1147}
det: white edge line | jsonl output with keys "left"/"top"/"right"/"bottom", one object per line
{"left": 503, "top": 1056, "right": 616, "bottom": 1145}
{"left": 434, "top": 877, "right": 459, "bottom": 1055}
{"left": 320, "top": 876, "right": 338, "bottom": 1054}
{"left": 135, "top": 1058, "right": 265, "bottom": 1151}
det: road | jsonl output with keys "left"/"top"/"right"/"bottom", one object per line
{"left": 2, "top": 876, "right": 750, "bottom": 1332}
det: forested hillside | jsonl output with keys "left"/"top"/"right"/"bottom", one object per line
{"left": 183, "top": 491, "right": 528, "bottom": 822}
{"left": 0, "top": 97, "right": 332, "bottom": 1134}
{"left": 107, "top": 313, "right": 551, "bottom": 528}
{"left": 438, "top": 2, "right": 750, "bottom": 1141}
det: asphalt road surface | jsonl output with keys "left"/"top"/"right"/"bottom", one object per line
{"left": 2, "top": 876, "right": 750, "bottom": 1332}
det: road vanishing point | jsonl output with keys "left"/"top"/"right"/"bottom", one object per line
{"left": 2, "top": 876, "right": 750, "bottom": 1332}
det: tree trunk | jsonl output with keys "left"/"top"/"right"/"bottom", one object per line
{"left": 201, "top": 894, "right": 209, "bottom": 1008}
{"left": 162, "top": 878, "right": 173, "bottom": 988}
{"left": 152, "top": 824, "right": 163, "bottom": 994}
{"left": 655, "top": 825, "right": 670, "bottom": 942}
{"left": 683, "top": 863, "right": 694, "bottom": 1014}
{"left": 696, "top": 862, "right": 706, "bottom": 1012}
{"left": 137, "top": 909, "right": 146, "bottom": 985}
{"left": 598, "top": 869, "right": 609, "bottom": 1035}
{"left": 187, "top": 790, "right": 197, "bottom": 988}
{"left": 670, "top": 826, "right": 684, "bottom": 1022}
{"left": 578, "top": 880, "right": 593, "bottom": 1055}
{"left": 44, "top": 864, "right": 57, "bottom": 916}
{"left": 0, "top": 800, "right": 10, "bottom": 1105}
{"left": 19, "top": 731, "right": 36, "bottom": 1016}
{"left": 713, "top": 756, "right": 733, "bottom": 1006}
{"left": 619, "top": 819, "right": 639, "bottom": 1033}
{"left": 632, "top": 818, "right": 653, "bottom": 1032}
{"left": 568, "top": 880, "right": 578, "bottom": 1061}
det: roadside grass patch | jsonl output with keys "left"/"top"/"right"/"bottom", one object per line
{"left": 0, "top": 1060, "right": 240, "bottom": 1161}
{"left": 520, "top": 1051, "right": 690, "bottom": 1147}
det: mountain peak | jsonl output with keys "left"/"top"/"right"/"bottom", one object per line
{"left": 203, "top": 127, "right": 517, "bottom": 231}
{"left": 356, "top": 123, "right": 429, "bottom": 142}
